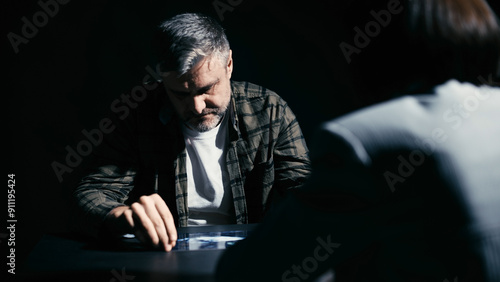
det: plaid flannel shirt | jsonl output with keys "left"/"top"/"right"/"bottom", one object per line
{"left": 73, "top": 80, "right": 311, "bottom": 238}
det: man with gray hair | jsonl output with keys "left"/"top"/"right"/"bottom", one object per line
{"left": 73, "top": 13, "right": 311, "bottom": 251}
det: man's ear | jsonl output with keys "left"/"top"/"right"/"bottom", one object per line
{"left": 227, "top": 49, "right": 233, "bottom": 78}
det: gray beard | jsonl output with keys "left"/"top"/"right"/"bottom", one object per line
{"left": 187, "top": 108, "right": 227, "bottom": 132}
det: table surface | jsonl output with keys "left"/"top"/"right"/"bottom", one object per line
{"left": 18, "top": 224, "right": 257, "bottom": 282}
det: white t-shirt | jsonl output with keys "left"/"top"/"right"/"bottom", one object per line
{"left": 181, "top": 114, "right": 235, "bottom": 225}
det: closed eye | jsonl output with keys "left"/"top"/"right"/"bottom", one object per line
{"left": 197, "top": 85, "right": 213, "bottom": 95}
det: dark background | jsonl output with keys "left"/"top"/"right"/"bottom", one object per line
{"left": 3, "top": 0, "right": 500, "bottom": 278}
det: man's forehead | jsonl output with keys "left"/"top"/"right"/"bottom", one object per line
{"left": 165, "top": 58, "right": 225, "bottom": 90}
{"left": 165, "top": 74, "right": 219, "bottom": 91}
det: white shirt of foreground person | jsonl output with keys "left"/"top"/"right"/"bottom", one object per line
{"left": 182, "top": 113, "right": 235, "bottom": 225}
{"left": 315, "top": 79, "right": 500, "bottom": 230}
{"left": 215, "top": 79, "right": 500, "bottom": 282}
{"left": 305, "top": 79, "right": 500, "bottom": 281}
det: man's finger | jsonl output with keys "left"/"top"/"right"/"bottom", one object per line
{"left": 141, "top": 197, "right": 170, "bottom": 250}
{"left": 154, "top": 198, "right": 177, "bottom": 250}
{"left": 131, "top": 201, "right": 160, "bottom": 247}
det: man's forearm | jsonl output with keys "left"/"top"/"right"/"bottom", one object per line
{"left": 72, "top": 165, "right": 136, "bottom": 238}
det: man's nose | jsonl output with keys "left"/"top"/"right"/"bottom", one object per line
{"left": 189, "top": 94, "right": 206, "bottom": 115}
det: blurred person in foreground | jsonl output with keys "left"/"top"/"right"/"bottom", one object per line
{"left": 216, "top": 0, "right": 500, "bottom": 281}
{"left": 72, "top": 13, "right": 311, "bottom": 251}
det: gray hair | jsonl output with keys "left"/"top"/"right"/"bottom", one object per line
{"left": 156, "top": 13, "right": 230, "bottom": 76}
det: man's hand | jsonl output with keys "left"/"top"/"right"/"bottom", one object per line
{"left": 105, "top": 194, "right": 177, "bottom": 251}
